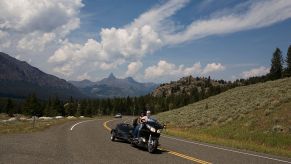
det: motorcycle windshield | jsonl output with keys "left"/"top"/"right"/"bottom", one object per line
{"left": 147, "top": 119, "right": 163, "bottom": 129}
{"left": 147, "top": 118, "right": 156, "bottom": 122}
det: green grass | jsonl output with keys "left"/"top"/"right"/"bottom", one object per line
{"left": 0, "top": 113, "right": 10, "bottom": 120}
{"left": 0, "top": 118, "right": 78, "bottom": 134}
{"left": 0, "top": 115, "right": 115, "bottom": 134}
{"left": 164, "top": 127, "right": 291, "bottom": 158}
{"left": 158, "top": 77, "right": 291, "bottom": 157}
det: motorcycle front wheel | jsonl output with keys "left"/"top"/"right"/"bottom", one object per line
{"left": 148, "top": 139, "right": 157, "bottom": 153}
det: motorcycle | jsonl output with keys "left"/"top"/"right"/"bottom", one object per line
{"left": 131, "top": 118, "right": 164, "bottom": 153}
{"left": 110, "top": 118, "right": 164, "bottom": 153}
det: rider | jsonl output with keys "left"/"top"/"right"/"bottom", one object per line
{"left": 146, "top": 110, "right": 151, "bottom": 119}
{"left": 133, "top": 111, "right": 148, "bottom": 139}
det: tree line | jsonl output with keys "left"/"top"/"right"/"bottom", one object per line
{"left": 1, "top": 45, "right": 291, "bottom": 117}
{"left": 0, "top": 92, "right": 213, "bottom": 117}
{"left": 233, "top": 45, "right": 291, "bottom": 85}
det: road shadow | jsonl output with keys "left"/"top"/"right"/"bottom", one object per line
{"left": 113, "top": 139, "right": 129, "bottom": 144}
{"left": 112, "top": 139, "right": 167, "bottom": 155}
{"left": 134, "top": 146, "right": 168, "bottom": 154}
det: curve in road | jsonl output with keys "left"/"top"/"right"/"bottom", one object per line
{"left": 103, "top": 117, "right": 291, "bottom": 164}
{"left": 103, "top": 119, "right": 211, "bottom": 164}
{"left": 1, "top": 117, "right": 291, "bottom": 164}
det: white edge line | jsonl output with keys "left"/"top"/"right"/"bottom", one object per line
{"left": 162, "top": 135, "right": 291, "bottom": 163}
{"left": 70, "top": 119, "right": 98, "bottom": 131}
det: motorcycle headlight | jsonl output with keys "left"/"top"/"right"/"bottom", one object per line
{"left": 150, "top": 127, "right": 156, "bottom": 132}
{"left": 157, "top": 129, "right": 162, "bottom": 133}
{"left": 146, "top": 124, "right": 156, "bottom": 132}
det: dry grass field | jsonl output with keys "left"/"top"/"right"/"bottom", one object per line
{"left": 157, "top": 77, "right": 291, "bottom": 157}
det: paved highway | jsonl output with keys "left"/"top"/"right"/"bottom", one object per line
{"left": 0, "top": 118, "right": 290, "bottom": 164}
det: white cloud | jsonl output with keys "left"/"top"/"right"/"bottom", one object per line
{"left": 0, "top": 30, "right": 10, "bottom": 48}
{"left": 144, "top": 60, "right": 179, "bottom": 79}
{"left": 126, "top": 61, "right": 143, "bottom": 76}
{"left": 164, "top": 0, "right": 291, "bottom": 44}
{"left": 53, "top": 64, "right": 74, "bottom": 76}
{"left": 241, "top": 66, "right": 269, "bottom": 78}
{"left": 0, "top": 0, "right": 83, "bottom": 52}
{"left": 1, "top": 0, "right": 291, "bottom": 81}
{"left": 130, "top": 0, "right": 189, "bottom": 33}
{"left": 48, "top": 38, "right": 126, "bottom": 75}
{"left": 17, "top": 32, "right": 56, "bottom": 51}
{"left": 144, "top": 60, "right": 225, "bottom": 80}
{"left": 99, "top": 59, "right": 125, "bottom": 70}
{"left": 0, "top": 31, "right": 8, "bottom": 38}
{"left": 49, "top": 39, "right": 102, "bottom": 63}
{"left": 0, "top": 0, "right": 83, "bottom": 32}
{"left": 48, "top": 0, "right": 188, "bottom": 77}
{"left": 182, "top": 62, "right": 202, "bottom": 75}
{"left": 202, "top": 63, "right": 225, "bottom": 75}
{"left": 77, "top": 72, "right": 91, "bottom": 81}
{"left": 48, "top": 0, "right": 291, "bottom": 79}
{"left": 50, "top": 24, "right": 163, "bottom": 76}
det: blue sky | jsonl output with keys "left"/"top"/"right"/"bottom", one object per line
{"left": 1, "top": 0, "right": 291, "bottom": 83}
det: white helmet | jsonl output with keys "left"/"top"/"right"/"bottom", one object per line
{"left": 146, "top": 110, "right": 151, "bottom": 115}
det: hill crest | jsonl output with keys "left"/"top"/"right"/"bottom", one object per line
{"left": 0, "top": 52, "right": 83, "bottom": 99}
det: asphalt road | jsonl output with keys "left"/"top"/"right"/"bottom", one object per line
{"left": 0, "top": 117, "right": 290, "bottom": 164}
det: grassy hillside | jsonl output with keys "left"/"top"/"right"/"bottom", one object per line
{"left": 157, "top": 77, "right": 291, "bottom": 157}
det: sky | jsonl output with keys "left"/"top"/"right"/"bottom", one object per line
{"left": 0, "top": 0, "right": 291, "bottom": 83}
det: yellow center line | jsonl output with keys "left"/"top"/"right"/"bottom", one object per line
{"left": 103, "top": 119, "right": 114, "bottom": 131}
{"left": 163, "top": 149, "right": 212, "bottom": 164}
{"left": 103, "top": 119, "right": 212, "bottom": 164}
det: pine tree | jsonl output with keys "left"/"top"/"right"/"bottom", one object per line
{"left": 53, "top": 96, "right": 64, "bottom": 116}
{"left": 85, "top": 100, "right": 93, "bottom": 117}
{"left": 79, "top": 100, "right": 87, "bottom": 116}
{"left": 269, "top": 48, "right": 283, "bottom": 80}
{"left": 5, "top": 98, "right": 14, "bottom": 117}
{"left": 64, "top": 97, "right": 76, "bottom": 116}
{"left": 285, "top": 45, "right": 291, "bottom": 77}
{"left": 23, "top": 94, "right": 41, "bottom": 116}
{"left": 190, "top": 87, "right": 199, "bottom": 102}
{"left": 44, "top": 97, "right": 53, "bottom": 116}
{"left": 206, "top": 76, "right": 211, "bottom": 87}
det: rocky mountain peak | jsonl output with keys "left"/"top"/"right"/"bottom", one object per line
{"left": 70, "top": 73, "right": 158, "bottom": 98}
{"left": 108, "top": 73, "right": 116, "bottom": 79}
{"left": 126, "top": 77, "right": 136, "bottom": 83}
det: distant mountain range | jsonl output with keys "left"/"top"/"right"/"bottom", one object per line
{"left": 0, "top": 52, "right": 157, "bottom": 99}
{"left": 0, "top": 52, "right": 83, "bottom": 99}
{"left": 69, "top": 73, "right": 158, "bottom": 98}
